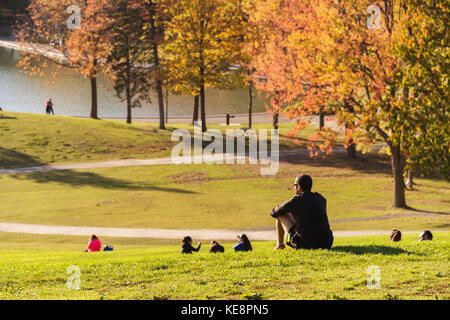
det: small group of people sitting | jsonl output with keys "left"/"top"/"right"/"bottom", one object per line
{"left": 390, "top": 229, "right": 433, "bottom": 242}
{"left": 181, "top": 234, "right": 253, "bottom": 254}
{"left": 182, "top": 174, "right": 334, "bottom": 254}
{"left": 85, "top": 174, "right": 435, "bottom": 255}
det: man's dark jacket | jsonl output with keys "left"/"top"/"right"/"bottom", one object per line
{"left": 271, "top": 192, "right": 333, "bottom": 249}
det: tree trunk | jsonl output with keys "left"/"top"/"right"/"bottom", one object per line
{"left": 273, "top": 112, "right": 279, "bottom": 130}
{"left": 390, "top": 144, "right": 407, "bottom": 208}
{"left": 346, "top": 139, "right": 357, "bottom": 158}
{"left": 248, "top": 84, "right": 253, "bottom": 128}
{"left": 319, "top": 108, "right": 325, "bottom": 130}
{"left": 345, "top": 124, "right": 357, "bottom": 158}
{"left": 90, "top": 72, "right": 98, "bottom": 119}
{"left": 199, "top": 65, "right": 207, "bottom": 132}
{"left": 126, "top": 94, "right": 132, "bottom": 124}
{"left": 193, "top": 95, "right": 199, "bottom": 125}
{"left": 165, "top": 85, "right": 169, "bottom": 124}
{"left": 154, "top": 47, "right": 165, "bottom": 130}
{"left": 125, "top": 45, "right": 132, "bottom": 124}
{"left": 406, "top": 170, "right": 414, "bottom": 190}
{"left": 343, "top": 102, "right": 356, "bottom": 158}
{"left": 200, "top": 85, "right": 207, "bottom": 132}
{"left": 149, "top": 0, "right": 165, "bottom": 130}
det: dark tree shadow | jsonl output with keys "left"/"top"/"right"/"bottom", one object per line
{"left": 331, "top": 245, "right": 408, "bottom": 255}
{"left": 1, "top": 147, "right": 196, "bottom": 194}
{"left": 0, "top": 147, "right": 43, "bottom": 168}
{"left": 0, "top": 116, "right": 17, "bottom": 120}
{"left": 280, "top": 151, "right": 393, "bottom": 175}
{"left": 9, "top": 170, "right": 197, "bottom": 193}
{"left": 413, "top": 183, "right": 450, "bottom": 191}
{"left": 405, "top": 207, "right": 449, "bottom": 215}
{"left": 433, "top": 223, "right": 450, "bottom": 228}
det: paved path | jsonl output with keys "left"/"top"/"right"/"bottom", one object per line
{"left": 0, "top": 148, "right": 349, "bottom": 176}
{"left": 0, "top": 158, "right": 175, "bottom": 175}
{"left": 0, "top": 39, "right": 69, "bottom": 65}
{"left": 0, "top": 222, "right": 441, "bottom": 240}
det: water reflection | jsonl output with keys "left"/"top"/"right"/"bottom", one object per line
{"left": 0, "top": 46, "right": 266, "bottom": 118}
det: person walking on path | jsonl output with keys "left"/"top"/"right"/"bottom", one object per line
{"left": 46, "top": 98, "right": 55, "bottom": 115}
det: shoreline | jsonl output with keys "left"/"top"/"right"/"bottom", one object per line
{"left": 1, "top": 110, "right": 340, "bottom": 127}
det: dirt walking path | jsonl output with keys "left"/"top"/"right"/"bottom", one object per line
{"left": 0, "top": 148, "right": 350, "bottom": 176}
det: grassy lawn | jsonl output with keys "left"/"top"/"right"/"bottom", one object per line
{"left": 0, "top": 113, "right": 447, "bottom": 301}
{"left": 0, "top": 112, "right": 340, "bottom": 169}
{"left": 0, "top": 112, "right": 176, "bottom": 168}
{"left": 0, "top": 232, "right": 185, "bottom": 251}
{"left": 0, "top": 112, "right": 448, "bottom": 230}
{"left": 0, "top": 158, "right": 448, "bottom": 230}
{"left": 0, "top": 233, "right": 448, "bottom": 300}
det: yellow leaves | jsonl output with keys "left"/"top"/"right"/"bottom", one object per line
{"left": 163, "top": 0, "right": 247, "bottom": 93}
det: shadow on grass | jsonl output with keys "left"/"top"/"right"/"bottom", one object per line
{"left": 0, "top": 147, "right": 43, "bottom": 168}
{"left": 1, "top": 148, "right": 196, "bottom": 193}
{"left": 433, "top": 223, "right": 450, "bottom": 228}
{"left": 413, "top": 183, "right": 450, "bottom": 191}
{"left": 0, "top": 116, "right": 18, "bottom": 120}
{"left": 9, "top": 170, "right": 197, "bottom": 193}
{"left": 281, "top": 152, "right": 393, "bottom": 176}
{"left": 406, "top": 207, "right": 449, "bottom": 216}
{"left": 331, "top": 245, "right": 407, "bottom": 255}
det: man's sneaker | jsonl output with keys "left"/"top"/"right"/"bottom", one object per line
{"left": 285, "top": 233, "right": 296, "bottom": 249}
{"left": 285, "top": 241, "right": 295, "bottom": 249}
{"left": 274, "top": 243, "right": 286, "bottom": 250}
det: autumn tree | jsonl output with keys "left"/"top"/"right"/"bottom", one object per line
{"left": 392, "top": 0, "right": 449, "bottom": 180}
{"left": 65, "top": 0, "right": 113, "bottom": 119}
{"left": 229, "top": 0, "right": 257, "bottom": 128}
{"left": 249, "top": 0, "right": 333, "bottom": 134}
{"left": 137, "top": 0, "right": 167, "bottom": 129}
{"left": 250, "top": 0, "right": 448, "bottom": 208}
{"left": 108, "top": 0, "right": 152, "bottom": 124}
{"left": 163, "top": 0, "right": 244, "bottom": 132}
{"left": 16, "top": 0, "right": 112, "bottom": 119}
{"left": 15, "top": 0, "right": 83, "bottom": 74}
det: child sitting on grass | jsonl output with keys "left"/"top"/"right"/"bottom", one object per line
{"left": 181, "top": 236, "right": 202, "bottom": 254}
{"left": 85, "top": 235, "right": 101, "bottom": 252}
{"left": 390, "top": 229, "right": 402, "bottom": 242}
{"left": 419, "top": 230, "right": 433, "bottom": 241}
{"left": 209, "top": 240, "right": 225, "bottom": 253}
{"left": 233, "top": 234, "right": 252, "bottom": 252}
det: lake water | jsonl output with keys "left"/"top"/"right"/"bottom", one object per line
{"left": 0, "top": 46, "right": 266, "bottom": 118}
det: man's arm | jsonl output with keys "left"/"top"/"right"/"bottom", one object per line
{"left": 270, "top": 198, "right": 296, "bottom": 218}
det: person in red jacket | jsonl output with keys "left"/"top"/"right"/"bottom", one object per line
{"left": 86, "top": 235, "right": 101, "bottom": 252}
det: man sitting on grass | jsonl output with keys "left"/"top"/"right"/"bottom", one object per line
{"left": 271, "top": 174, "right": 334, "bottom": 250}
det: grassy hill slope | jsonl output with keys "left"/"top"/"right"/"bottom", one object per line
{"left": 0, "top": 233, "right": 448, "bottom": 300}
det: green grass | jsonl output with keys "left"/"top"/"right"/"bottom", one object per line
{"left": 0, "top": 112, "right": 176, "bottom": 168}
{"left": 0, "top": 113, "right": 447, "bottom": 300}
{"left": 0, "top": 233, "right": 448, "bottom": 300}
{"left": 0, "top": 111, "right": 339, "bottom": 169}
{"left": 0, "top": 232, "right": 182, "bottom": 251}
{"left": 1, "top": 158, "right": 448, "bottom": 230}
{"left": 0, "top": 112, "right": 448, "bottom": 230}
